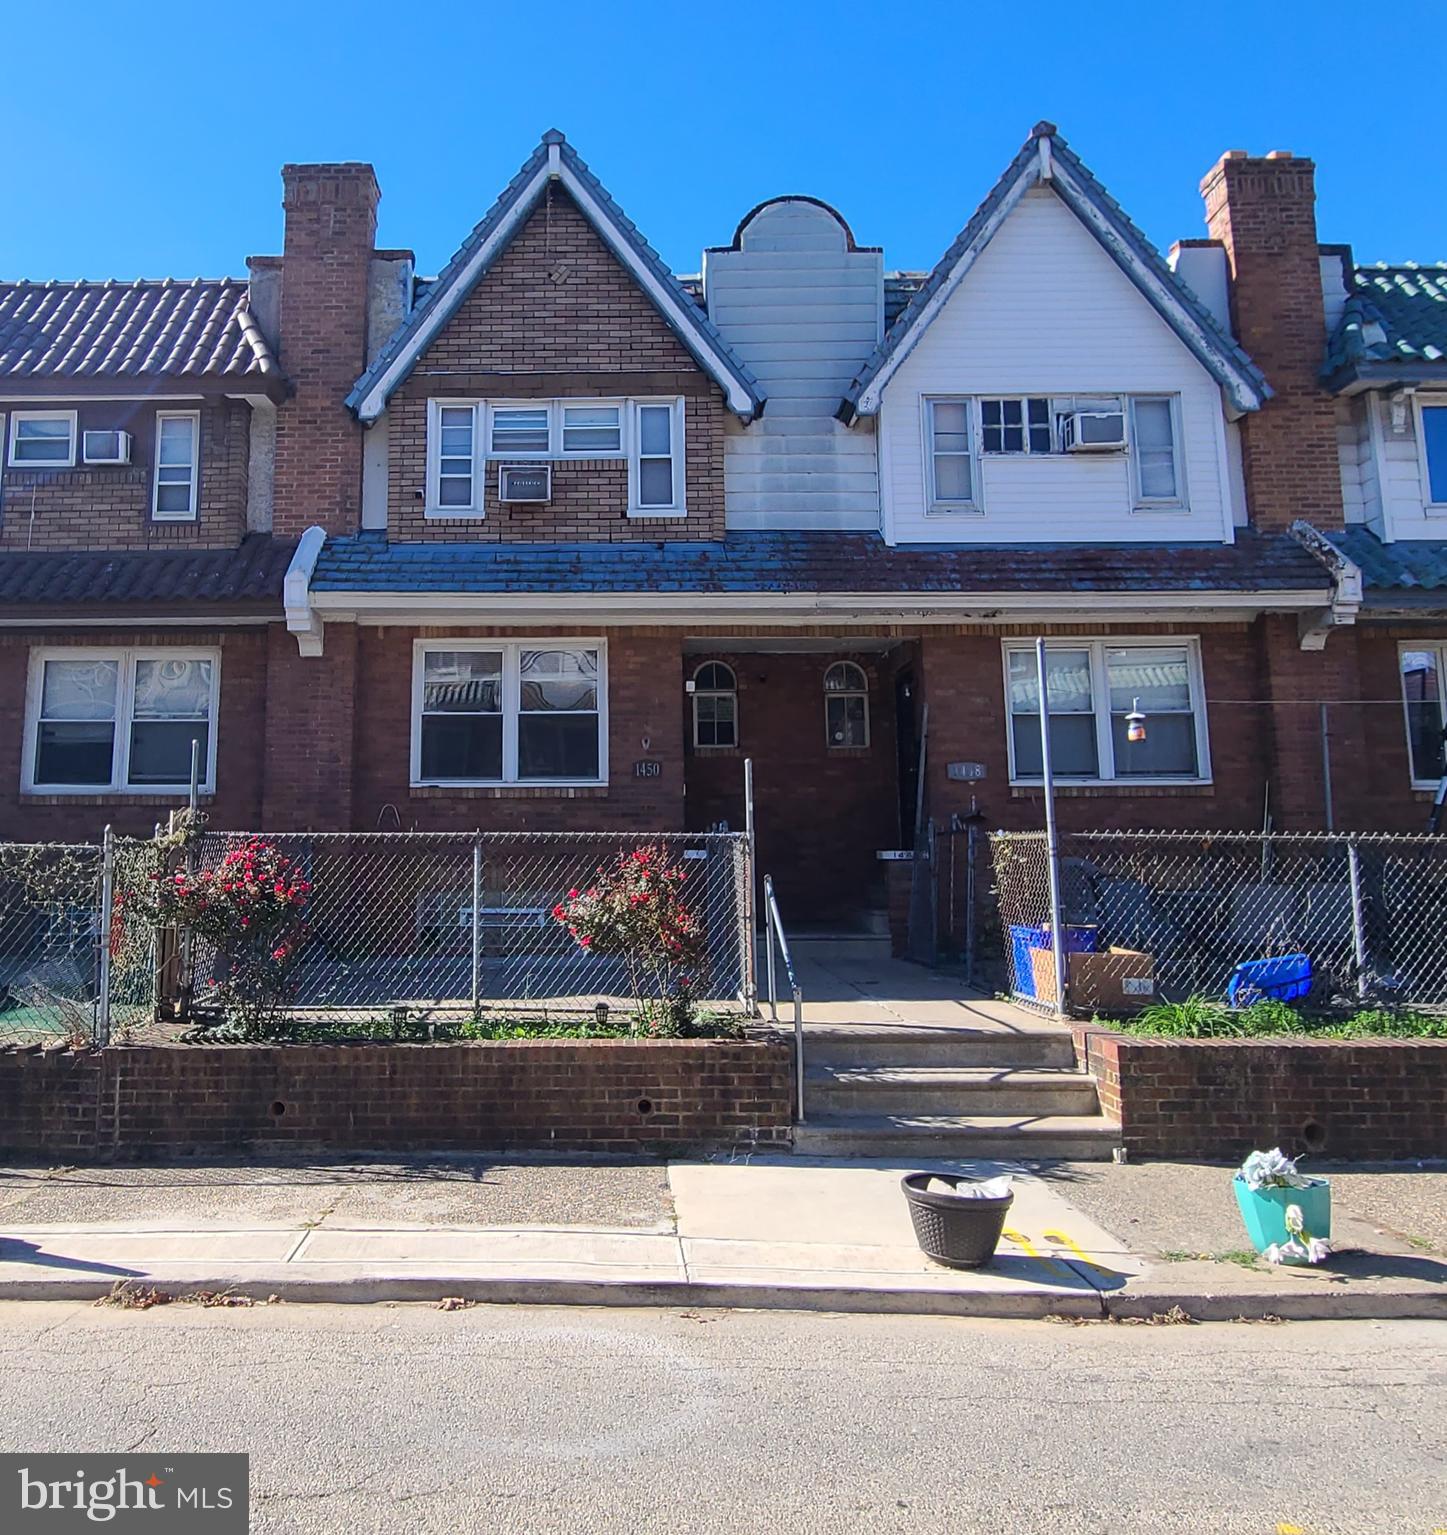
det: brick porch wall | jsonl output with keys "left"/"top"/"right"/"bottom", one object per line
{"left": 1075, "top": 1025, "right": 1447, "bottom": 1160}
{"left": 0, "top": 1038, "right": 794, "bottom": 1159}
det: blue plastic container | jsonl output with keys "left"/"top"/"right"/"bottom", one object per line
{"left": 1008, "top": 924, "right": 1098, "bottom": 998}
{"left": 1233, "top": 1174, "right": 1332, "bottom": 1253}
{"left": 1226, "top": 952, "right": 1312, "bottom": 1006}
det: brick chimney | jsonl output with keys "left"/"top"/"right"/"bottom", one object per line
{"left": 1201, "top": 150, "right": 1342, "bottom": 532}
{"left": 272, "top": 163, "right": 379, "bottom": 539}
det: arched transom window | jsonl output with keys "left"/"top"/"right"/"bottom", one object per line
{"left": 824, "top": 661, "right": 869, "bottom": 749}
{"left": 692, "top": 661, "right": 738, "bottom": 749}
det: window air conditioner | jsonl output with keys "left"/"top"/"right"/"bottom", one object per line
{"left": 1061, "top": 411, "right": 1127, "bottom": 452}
{"left": 82, "top": 429, "right": 133, "bottom": 465}
{"left": 498, "top": 463, "right": 552, "bottom": 503}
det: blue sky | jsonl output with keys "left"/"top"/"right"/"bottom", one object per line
{"left": 3, "top": 0, "right": 1440, "bottom": 283}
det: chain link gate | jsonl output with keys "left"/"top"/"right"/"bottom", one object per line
{"left": 989, "top": 829, "right": 1447, "bottom": 1012}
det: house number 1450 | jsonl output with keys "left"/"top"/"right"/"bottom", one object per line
{"left": 633, "top": 761, "right": 662, "bottom": 778}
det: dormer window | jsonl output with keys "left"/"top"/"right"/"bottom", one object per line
{"left": 981, "top": 398, "right": 1053, "bottom": 455}
{"left": 8, "top": 410, "right": 77, "bottom": 467}
{"left": 153, "top": 411, "right": 199, "bottom": 520}
{"left": 1419, "top": 401, "right": 1447, "bottom": 508}
{"left": 490, "top": 407, "right": 550, "bottom": 456}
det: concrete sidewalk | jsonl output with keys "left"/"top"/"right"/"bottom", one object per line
{"left": 0, "top": 1155, "right": 1441, "bottom": 1319}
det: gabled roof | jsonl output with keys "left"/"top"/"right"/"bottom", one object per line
{"left": 0, "top": 278, "right": 282, "bottom": 394}
{"left": 347, "top": 132, "right": 763, "bottom": 423}
{"left": 840, "top": 123, "right": 1272, "bottom": 422}
{"left": 1324, "top": 263, "right": 1447, "bottom": 390}
{"left": 0, "top": 534, "right": 296, "bottom": 613}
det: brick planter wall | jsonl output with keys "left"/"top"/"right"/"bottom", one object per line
{"left": 1075, "top": 1025, "right": 1447, "bottom": 1160}
{"left": 0, "top": 1037, "right": 793, "bottom": 1161}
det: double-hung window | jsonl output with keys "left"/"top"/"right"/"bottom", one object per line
{"left": 924, "top": 398, "right": 976, "bottom": 511}
{"left": 153, "top": 411, "right": 199, "bottom": 519}
{"left": 1417, "top": 400, "right": 1447, "bottom": 509}
{"left": 1130, "top": 396, "right": 1183, "bottom": 506}
{"left": 426, "top": 398, "right": 679, "bottom": 516}
{"left": 630, "top": 399, "right": 683, "bottom": 514}
{"left": 1400, "top": 645, "right": 1447, "bottom": 786}
{"left": 8, "top": 410, "right": 76, "bottom": 467}
{"left": 24, "top": 648, "right": 219, "bottom": 794}
{"left": 413, "top": 641, "right": 606, "bottom": 786}
{"left": 1005, "top": 640, "right": 1208, "bottom": 784}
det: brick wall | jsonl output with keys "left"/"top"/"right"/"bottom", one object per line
{"left": 261, "top": 621, "right": 358, "bottom": 831}
{"left": 387, "top": 188, "right": 726, "bottom": 542}
{"left": 1075, "top": 1025, "right": 1447, "bottom": 1160}
{"left": 0, "top": 399, "right": 250, "bottom": 551}
{"left": 272, "top": 164, "right": 379, "bottom": 539}
{"left": 0, "top": 1037, "right": 794, "bottom": 1158}
{"left": 347, "top": 626, "right": 685, "bottom": 832}
{"left": 0, "top": 628, "right": 270, "bottom": 842}
{"left": 1201, "top": 151, "right": 1344, "bottom": 533}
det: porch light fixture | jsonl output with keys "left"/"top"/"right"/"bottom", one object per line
{"left": 1126, "top": 698, "right": 1147, "bottom": 744}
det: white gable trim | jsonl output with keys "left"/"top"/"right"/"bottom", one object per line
{"left": 853, "top": 168, "right": 1039, "bottom": 415}
{"left": 354, "top": 162, "right": 758, "bottom": 424}
{"left": 852, "top": 143, "right": 1269, "bottom": 420}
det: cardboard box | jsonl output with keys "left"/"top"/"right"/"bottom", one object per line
{"left": 1030, "top": 946, "right": 1156, "bottom": 1013}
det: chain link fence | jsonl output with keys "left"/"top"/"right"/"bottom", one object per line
{"left": 990, "top": 830, "right": 1447, "bottom": 1012}
{"left": 0, "top": 843, "right": 103, "bottom": 1047}
{"left": 172, "top": 830, "right": 752, "bottom": 1033}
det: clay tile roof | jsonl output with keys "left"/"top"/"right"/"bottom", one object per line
{"left": 0, "top": 279, "right": 280, "bottom": 382}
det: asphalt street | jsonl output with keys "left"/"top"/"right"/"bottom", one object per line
{"left": 0, "top": 1302, "right": 1441, "bottom": 1533}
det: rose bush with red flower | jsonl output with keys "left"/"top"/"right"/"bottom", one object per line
{"left": 127, "top": 836, "right": 310, "bottom": 1036}
{"left": 552, "top": 845, "right": 704, "bottom": 1032}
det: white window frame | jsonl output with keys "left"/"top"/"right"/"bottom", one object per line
{"left": 922, "top": 395, "right": 980, "bottom": 515}
{"left": 627, "top": 397, "right": 686, "bottom": 517}
{"left": 152, "top": 409, "right": 200, "bottom": 521}
{"left": 1398, "top": 640, "right": 1447, "bottom": 789}
{"left": 22, "top": 646, "right": 221, "bottom": 796}
{"left": 823, "top": 660, "right": 871, "bottom": 750}
{"left": 1129, "top": 394, "right": 1187, "bottom": 511}
{"left": 8, "top": 409, "right": 77, "bottom": 469}
{"left": 1413, "top": 395, "right": 1447, "bottom": 513}
{"left": 691, "top": 661, "right": 739, "bottom": 750}
{"left": 410, "top": 639, "right": 609, "bottom": 788}
{"left": 1002, "top": 637, "right": 1211, "bottom": 787}
{"left": 425, "top": 398, "right": 657, "bottom": 517}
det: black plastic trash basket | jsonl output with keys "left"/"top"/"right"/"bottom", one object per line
{"left": 901, "top": 1173, "right": 1013, "bottom": 1269}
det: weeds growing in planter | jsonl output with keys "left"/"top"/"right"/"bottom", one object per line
{"left": 552, "top": 844, "right": 705, "bottom": 1034}
{"left": 1114, "top": 996, "right": 1447, "bottom": 1039}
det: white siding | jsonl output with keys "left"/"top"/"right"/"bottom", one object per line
{"left": 706, "top": 200, "right": 882, "bottom": 530}
{"left": 879, "top": 187, "right": 1233, "bottom": 545}
{"left": 1337, "top": 396, "right": 1381, "bottom": 533}
{"left": 1366, "top": 390, "right": 1447, "bottom": 540}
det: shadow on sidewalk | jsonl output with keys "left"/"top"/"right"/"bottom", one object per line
{"left": 0, "top": 1239, "right": 142, "bottom": 1279}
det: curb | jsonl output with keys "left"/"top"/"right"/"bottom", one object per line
{"left": 1, "top": 1273, "right": 1441, "bottom": 1321}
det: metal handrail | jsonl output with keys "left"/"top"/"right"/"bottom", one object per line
{"left": 762, "top": 874, "right": 805, "bottom": 1122}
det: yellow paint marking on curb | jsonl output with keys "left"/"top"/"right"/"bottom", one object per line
{"left": 1000, "top": 1229, "right": 1075, "bottom": 1280}
{"left": 1042, "top": 1229, "right": 1115, "bottom": 1278}
{"left": 1276, "top": 1524, "right": 1306, "bottom": 1534}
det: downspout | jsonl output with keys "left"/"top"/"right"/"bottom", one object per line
{"left": 284, "top": 525, "right": 327, "bottom": 656}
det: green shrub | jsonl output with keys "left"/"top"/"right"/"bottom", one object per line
{"left": 1115, "top": 996, "right": 1447, "bottom": 1040}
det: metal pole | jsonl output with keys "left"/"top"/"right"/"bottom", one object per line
{"left": 1036, "top": 638, "right": 1068, "bottom": 1018}
{"left": 1320, "top": 702, "right": 1335, "bottom": 832}
{"left": 1346, "top": 836, "right": 1369, "bottom": 1000}
{"left": 470, "top": 833, "right": 482, "bottom": 1010}
{"left": 763, "top": 874, "right": 778, "bottom": 1023}
{"left": 964, "top": 814, "right": 978, "bottom": 987}
{"left": 97, "top": 824, "right": 114, "bottom": 1048}
{"left": 188, "top": 735, "right": 201, "bottom": 815}
{"left": 793, "top": 985, "right": 805, "bottom": 1123}
{"left": 743, "top": 758, "right": 758, "bottom": 1015}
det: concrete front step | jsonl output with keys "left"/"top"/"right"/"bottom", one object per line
{"left": 804, "top": 1027, "right": 1078, "bottom": 1071}
{"left": 806, "top": 1065, "right": 1100, "bottom": 1118}
{"left": 792, "top": 1113, "right": 1122, "bottom": 1161}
